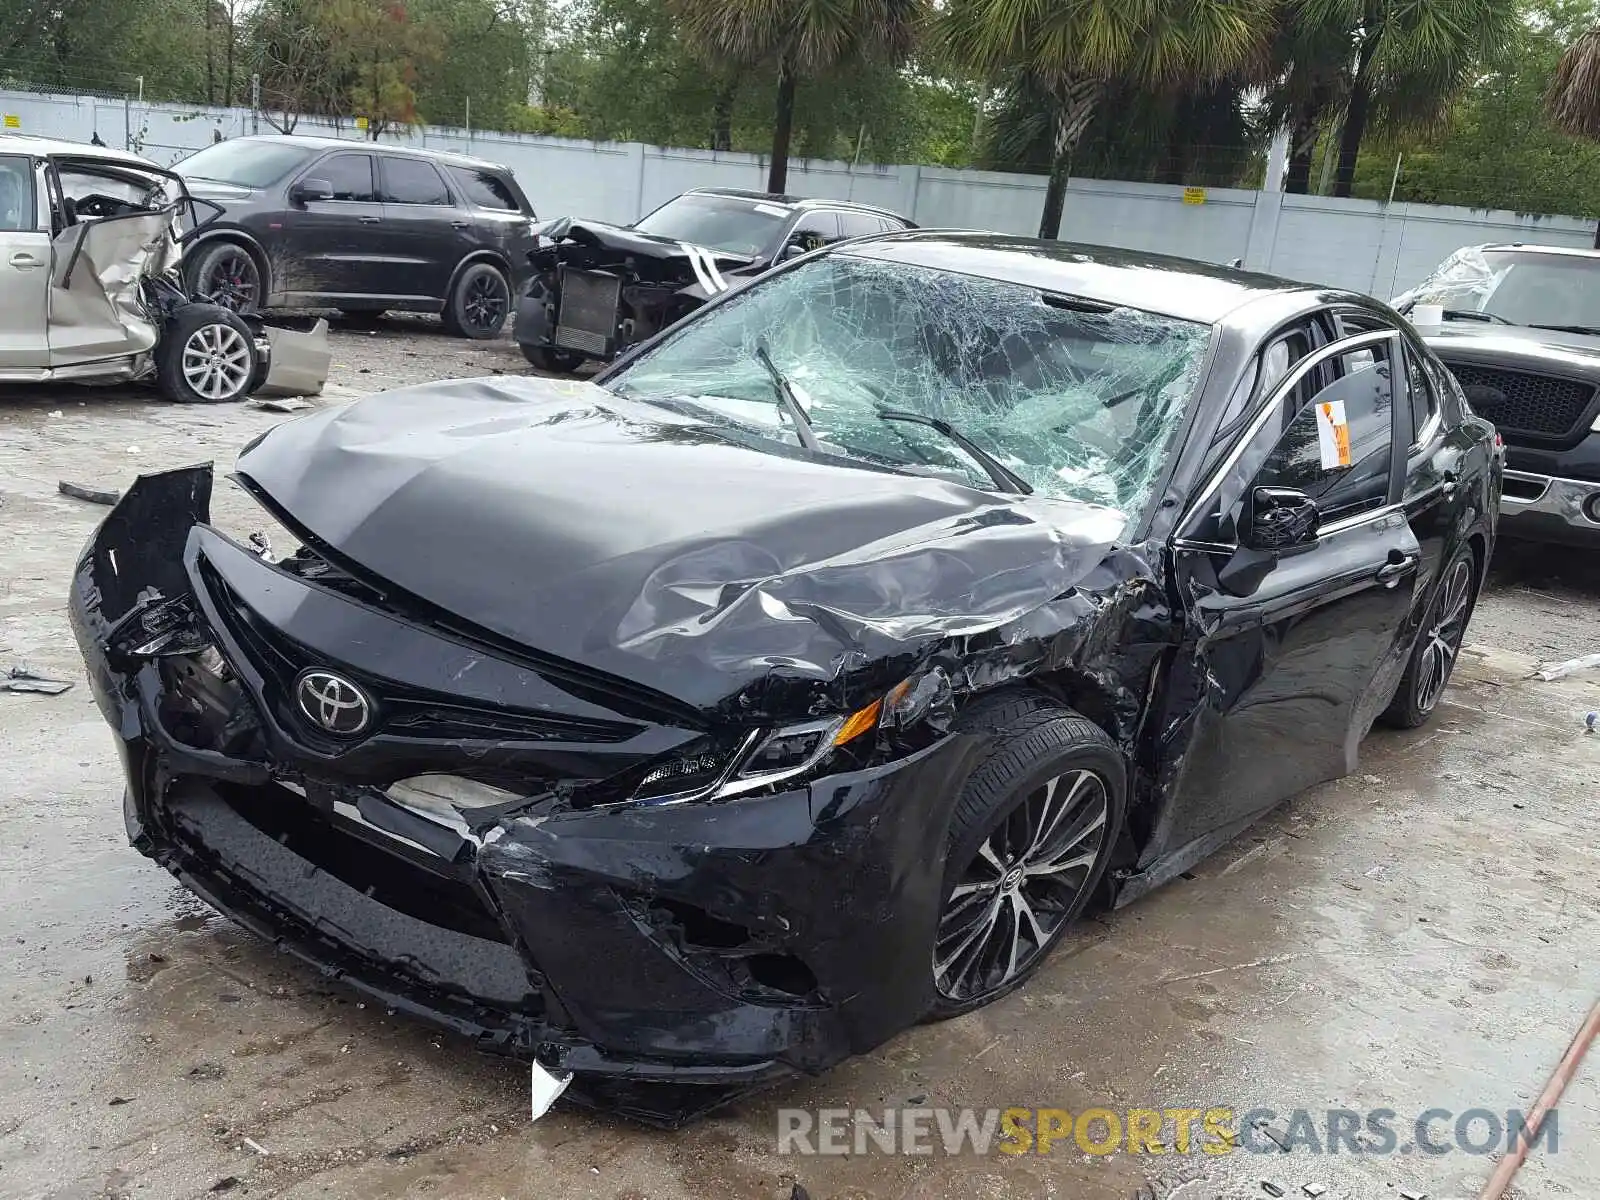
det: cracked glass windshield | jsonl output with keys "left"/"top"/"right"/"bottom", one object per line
{"left": 609, "top": 253, "right": 1213, "bottom": 514}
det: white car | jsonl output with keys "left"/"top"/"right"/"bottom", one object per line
{"left": 0, "top": 135, "right": 326, "bottom": 403}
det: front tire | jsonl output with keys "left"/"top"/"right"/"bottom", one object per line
{"left": 186, "top": 241, "right": 262, "bottom": 314}
{"left": 929, "top": 695, "right": 1124, "bottom": 1019}
{"left": 520, "top": 343, "right": 586, "bottom": 373}
{"left": 156, "top": 306, "right": 258, "bottom": 404}
{"left": 1381, "top": 544, "right": 1480, "bottom": 729}
{"left": 442, "top": 262, "right": 510, "bottom": 339}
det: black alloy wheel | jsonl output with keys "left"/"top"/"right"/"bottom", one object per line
{"left": 190, "top": 243, "right": 261, "bottom": 314}
{"left": 929, "top": 696, "right": 1124, "bottom": 1018}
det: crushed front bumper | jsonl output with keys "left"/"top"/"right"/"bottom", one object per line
{"left": 69, "top": 467, "right": 976, "bottom": 1124}
{"left": 1499, "top": 469, "right": 1600, "bottom": 546}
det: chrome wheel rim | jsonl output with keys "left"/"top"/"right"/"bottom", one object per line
{"left": 463, "top": 272, "right": 507, "bottom": 331}
{"left": 181, "top": 323, "right": 252, "bottom": 400}
{"left": 202, "top": 250, "right": 258, "bottom": 310}
{"left": 1416, "top": 557, "right": 1473, "bottom": 713}
{"left": 934, "top": 769, "right": 1109, "bottom": 1003}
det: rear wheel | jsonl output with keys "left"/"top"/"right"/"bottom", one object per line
{"left": 520, "top": 343, "right": 586, "bottom": 374}
{"left": 187, "top": 242, "right": 261, "bottom": 314}
{"left": 157, "top": 307, "right": 257, "bottom": 404}
{"left": 1381, "top": 545, "right": 1480, "bottom": 729}
{"left": 929, "top": 695, "right": 1124, "bottom": 1019}
{"left": 442, "top": 262, "right": 510, "bottom": 339}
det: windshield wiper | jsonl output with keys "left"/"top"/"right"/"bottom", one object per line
{"left": 875, "top": 410, "right": 1033, "bottom": 494}
{"left": 752, "top": 341, "right": 822, "bottom": 452}
{"left": 1439, "top": 308, "right": 1512, "bottom": 325}
{"left": 1528, "top": 323, "right": 1600, "bottom": 336}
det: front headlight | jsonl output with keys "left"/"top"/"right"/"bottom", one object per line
{"left": 626, "top": 667, "right": 954, "bottom": 806}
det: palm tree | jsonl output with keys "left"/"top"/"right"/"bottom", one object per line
{"left": 936, "top": 0, "right": 1272, "bottom": 240}
{"left": 1548, "top": 25, "right": 1600, "bottom": 139}
{"left": 1290, "top": 0, "right": 1516, "bottom": 197}
{"left": 668, "top": 0, "right": 925, "bottom": 194}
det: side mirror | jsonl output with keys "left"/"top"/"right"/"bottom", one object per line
{"left": 291, "top": 178, "right": 334, "bottom": 205}
{"left": 782, "top": 241, "right": 808, "bottom": 262}
{"left": 1244, "top": 486, "right": 1320, "bottom": 552}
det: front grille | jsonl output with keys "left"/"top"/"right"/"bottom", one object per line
{"left": 198, "top": 558, "right": 643, "bottom": 745}
{"left": 556, "top": 268, "right": 621, "bottom": 349}
{"left": 1448, "top": 363, "right": 1597, "bottom": 439}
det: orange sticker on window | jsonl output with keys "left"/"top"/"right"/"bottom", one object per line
{"left": 1316, "top": 400, "right": 1351, "bottom": 469}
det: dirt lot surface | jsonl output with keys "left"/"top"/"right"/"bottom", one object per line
{"left": 2, "top": 320, "right": 1598, "bottom": 1200}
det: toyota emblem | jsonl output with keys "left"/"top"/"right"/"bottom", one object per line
{"left": 294, "top": 669, "right": 373, "bottom": 736}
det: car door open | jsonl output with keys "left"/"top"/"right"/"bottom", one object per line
{"left": 1151, "top": 328, "right": 1421, "bottom": 871}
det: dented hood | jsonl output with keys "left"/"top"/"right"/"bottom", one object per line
{"left": 551, "top": 218, "right": 755, "bottom": 268}
{"left": 235, "top": 377, "right": 1126, "bottom": 714}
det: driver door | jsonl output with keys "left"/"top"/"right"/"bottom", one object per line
{"left": 1151, "top": 327, "right": 1423, "bottom": 861}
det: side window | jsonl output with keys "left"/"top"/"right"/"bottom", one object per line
{"left": 1403, "top": 345, "right": 1440, "bottom": 444}
{"left": 1253, "top": 341, "right": 1396, "bottom": 523}
{"left": 1215, "top": 325, "right": 1314, "bottom": 437}
{"left": 837, "top": 211, "right": 885, "bottom": 240}
{"left": 0, "top": 154, "right": 35, "bottom": 231}
{"left": 788, "top": 211, "right": 841, "bottom": 251}
{"left": 316, "top": 154, "right": 376, "bottom": 202}
{"left": 379, "top": 157, "right": 450, "bottom": 205}
{"left": 448, "top": 166, "right": 519, "bottom": 211}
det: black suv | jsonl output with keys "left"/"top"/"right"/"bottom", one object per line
{"left": 174, "top": 135, "right": 538, "bottom": 339}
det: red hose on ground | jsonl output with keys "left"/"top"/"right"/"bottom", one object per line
{"left": 1477, "top": 998, "right": 1600, "bottom": 1200}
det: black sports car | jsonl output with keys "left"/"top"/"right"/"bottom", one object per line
{"left": 514, "top": 187, "right": 913, "bottom": 371}
{"left": 173, "top": 135, "right": 539, "bottom": 338}
{"left": 72, "top": 234, "right": 1501, "bottom": 1125}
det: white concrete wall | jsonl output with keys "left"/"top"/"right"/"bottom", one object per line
{"left": 3, "top": 85, "right": 1596, "bottom": 299}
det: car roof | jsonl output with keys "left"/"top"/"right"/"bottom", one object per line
{"left": 198, "top": 134, "right": 510, "bottom": 174}
{"left": 0, "top": 134, "right": 164, "bottom": 170}
{"left": 685, "top": 186, "right": 909, "bottom": 221}
{"left": 836, "top": 231, "right": 1322, "bottom": 326}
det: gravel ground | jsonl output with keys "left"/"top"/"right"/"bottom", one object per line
{"left": 1, "top": 319, "right": 1597, "bottom": 1200}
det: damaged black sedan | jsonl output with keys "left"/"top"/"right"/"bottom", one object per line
{"left": 71, "top": 233, "right": 1501, "bottom": 1124}
{"left": 515, "top": 187, "right": 912, "bottom": 371}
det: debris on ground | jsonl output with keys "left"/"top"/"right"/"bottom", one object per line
{"left": 252, "top": 397, "right": 313, "bottom": 413}
{"left": 58, "top": 480, "right": 120, "bottom": 505}
{"left": 240, "top": 1136, "right": 270, "bottom": 1156}
{"left": 1, "top": 667, "right": 74, "bottom": 695}
{"left": 107, "top": 1096, "right": 133, "bottom": 1106}
{"left": 1535, "top": 653, "right": 1600, "bottom": 681}
{"left": 1585, "top": 712, "right": 1596, "bottom": 734}
{"left": 1302, "top": 1185, "right": 1327, "bottom": 1198}
{"left": 1398, "top": 1190, "right": 1425, "bottom": 1200}
{"left": 1260, "top": 1182, "right": 1285, "bottom": 1198}
{"left": 209, "top": 1177, "right": 239, "bottom": 1192}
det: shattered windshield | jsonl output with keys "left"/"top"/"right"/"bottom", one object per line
{"left": 608, "top": 254, "right": 1213, "bottom": 514}
{"left": 632, "top": 193, "right": 788, "bottom": 257}
{"left": 1405, "top": 247, "right": 1600, "bottom": 331}
{"left": 175, "top": 140, "right": 315, "bottom": 188}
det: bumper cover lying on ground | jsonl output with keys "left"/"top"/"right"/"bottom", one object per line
{"left": 68, "top": 467, "right": 982, "bottom": 1124}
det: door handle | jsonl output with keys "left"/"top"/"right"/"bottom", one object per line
{"left": 1376, "top": 553, "right": 1419, "bottom": 587}
{"left": 358, "top": 215, "right": 381, "bottom": 224}
{"left": 9, "top": 252, "right": 43, "bottom": 269}
{"left": 450, "top": 220, "right": 470, "bottom": 230}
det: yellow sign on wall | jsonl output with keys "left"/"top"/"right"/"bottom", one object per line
{"left": 1182, "top": 187, "right": 1206, "bottom": 205}
{"left": 355, "top": 116, "right": 369, "bottom": 130}
{"left": 2, "top": 115, "right": 19, "bottom": 130}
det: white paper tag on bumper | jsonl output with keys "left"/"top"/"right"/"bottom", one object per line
{"left": 1315, "top": 399, "right": 1351, "bottom": 469}
{"left": 531, "top": 1060, "right": 573, "bottom": 1122}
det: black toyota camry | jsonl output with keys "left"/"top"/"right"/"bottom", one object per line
{"left": 71, "top": 233, "right": 1501, "bottom": 1124}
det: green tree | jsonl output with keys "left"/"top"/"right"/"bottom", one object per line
{"left": 1289, "top": 0, "right": 1518, "bottom": 197}
{"left": 936, "top": 0, "right": 1272, "bottom": 240}
{"left": 667, "top": 0, "right": 926, "bottom": 193}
